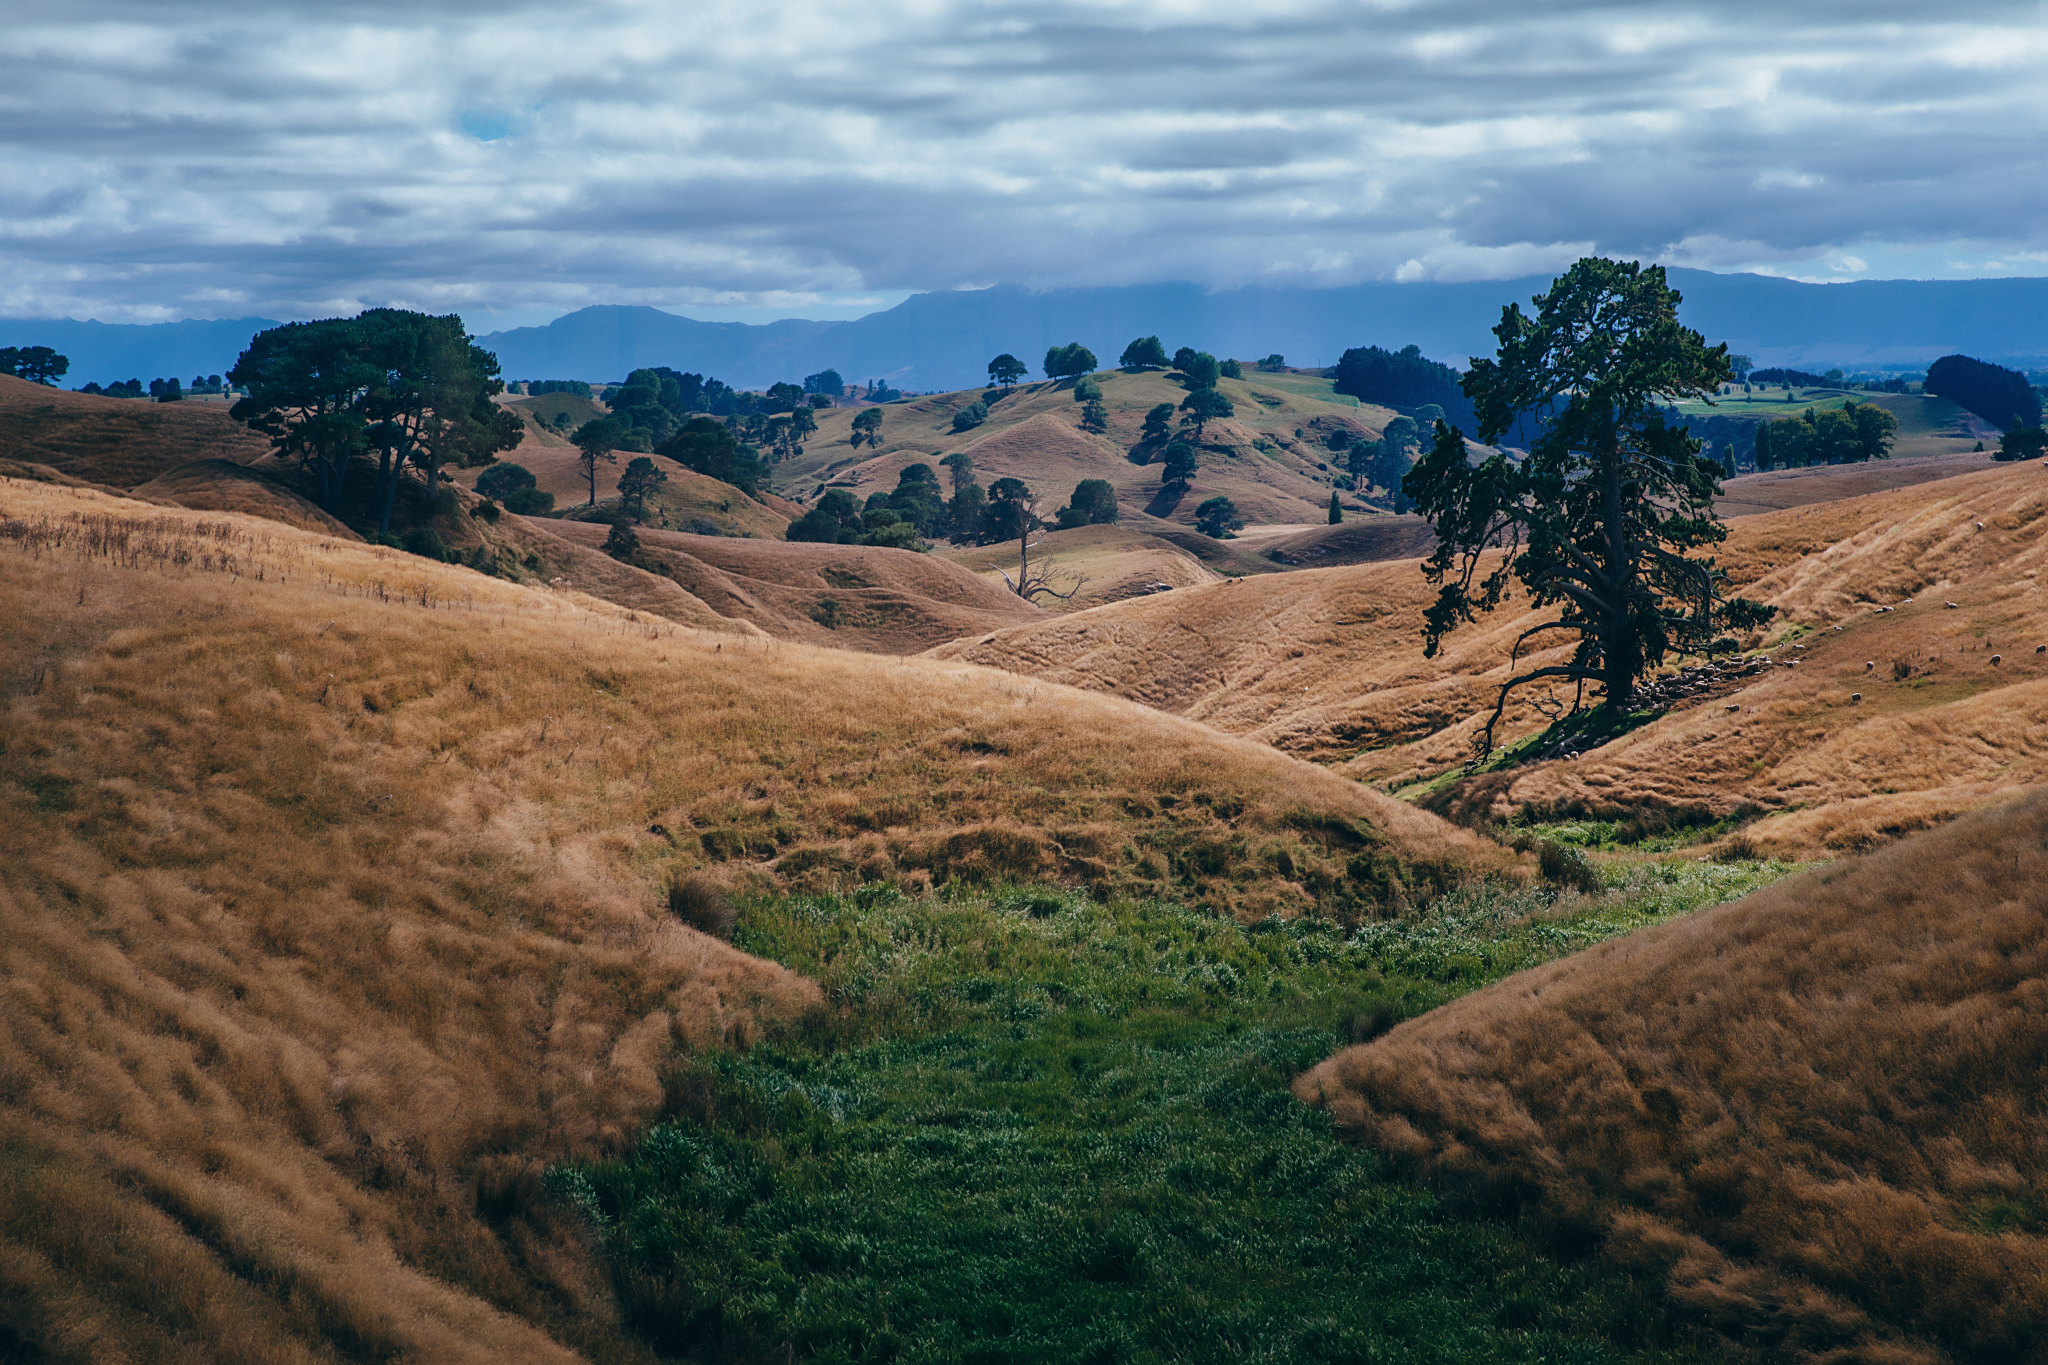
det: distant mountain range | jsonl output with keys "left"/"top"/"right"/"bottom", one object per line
{"left": 6, "top": 272, "right": 2045, "bottom": 394}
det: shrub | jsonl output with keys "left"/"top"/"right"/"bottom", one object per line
{"left": 668, "top": 875, "right": 737, "bottom": 939}
{"left": 1220, "top": 359, "right": 1243, "bottom": 379}
{"left": 952, "top": 400, "right": 988, "bottom": 433}
{"left": 603, "top": 522, "right": 639, "bottom": 561}
{"left": 402, "top": 526, "right": 450, "bottom": 561}
{"left": 1073, "top": 376, "right": 1102, "bottom": 402}
{"left": 476, "top": 462, "right": 536, "bottom": 500}
{"left": 474, "top": 498, "right": 501, "bottom": 522}
{"left": 1536, "top": 841, "right": 1602, "bottom": 894}
{"left": 503, "top": 486, "right": 555, "bottom": 516}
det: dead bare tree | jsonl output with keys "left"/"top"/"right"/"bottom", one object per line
{"left": 988, "top": 494, "right": 1088, "bottom": 603}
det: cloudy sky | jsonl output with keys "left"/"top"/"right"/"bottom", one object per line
{"left": 1, "top": 1, "right": 2041, "bottom": 326}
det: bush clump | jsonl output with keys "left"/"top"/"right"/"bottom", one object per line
{"left": 669, "top": 875, "right": 738, "bottom": 939}
{"left": 1536, "top": 840, "right": 1602, "bottom": 894}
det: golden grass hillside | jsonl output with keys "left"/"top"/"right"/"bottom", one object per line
{"left": 546, "top": 518, "right": 1049, "bottom": 652}
{"left": 0, "top": 375, "right": 269, "bottom": 489}
{"left": 452, "top": 438, "right": 798, "bottom": 541}
{"left": 935, "top": 460, "right": 2048, "bottom": 855}
{"left": 1295, "top": 788, "right": 2048, "bottom": 1365}
{"left": 782, "top": 367, "right": 1385, "bottom": 529}
{"left": 0, "top": 477, "right": 1503, "bottom": 1362}
{"left": 935, "top": 520, "right": 1224, "bottom": 611}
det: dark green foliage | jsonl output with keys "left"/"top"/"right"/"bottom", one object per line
{"left": 1079, "top": 400, "right": 1108, "bottom": 433}
{"left": 559, "top": 873, "right": 1780, "bottom": 1365}
{"left": 1753, "top": 402, "right": 1896, "bottom": 468}
{"left": 762, "top": 381, "right": 806, "bottom": 414}
{"left": 1997, "top": 422, "right": 2048, "bottom": 462}
{"left": 1179, "top": 387, "right": 1232, "bottom": 438}
{"left": 952, "top": 399, "right": 989, "bottom": 433}
{"left": 938, "top": 451, "right": 974, "bottom": 496}
{"left": 572, "top": 419, "right": 621, "bottom": 506}
{"left": 503, "top": 486, "right": 555, "bottom": 517}
{"left": 982, "top": 477, "right": 1034, "bottom": 543}
{"left": 1141, "top": 403, "right": 1175, "bottom": 445}
{"left": 0, "top": 346, "right": 68, "bottom": 385}
{"left": 1260, "top": 354, "right": 1286, "bottom": 371}
{"left": 1055, "top": 478, "right": 1119, "bottom": 529}
{"left": 1119, "top": 336, "right": 1169, "bottom": 369}
{"left": 1926, "top": 354, "right": 2041, "bottom": 431}
{"left": 1407, "top": 258, "right": 1757, "bottom": 752}
{"left": 878, "top": 464, "right": 946, "bottom": 536}
{"left": 1220, "top": 359, "right": 1243, "bottom": 379}
{"left": 850, "top": 407, "right": 884, "bottom": 448}
{"left": 948, "top": 481, "right": 987, "bottom": 542}
{"left": 603, "top": 521, "right": 640, "bottom": 561}
{"left": 475, "top": 461, "right": 536, "bottom": 499}
{"left": 803, "top": 370, "right": 844, "bottom": 397}
{"left": 1195, "top": 495, "right": 1244, "bottom": 538}
{"left": 658, "top": 417, "right": 768, "bottom": 496}
{"left": 617, "top": 455, "right": 668, "bottom": 519}
{"left": 787, "top": 488, "right": 865, "bottom": 544}
{"left": 401, "top": 526, "right": 450, "bottom": 561}
{"left": 987, "top": 354, "right": 1029, "bottom": 388}
{"left": 1160, "top": 441, "right": 1198, "bottom": 487}
{"left": 1179, "top": 351, "right": 1222, "bottom": 390}
{"left": 526, "top": 379, "right": 592, "bottom": 397}
{"left": 1073, "top": 375, "right": 1102, "bottom": 402}
{"left": 1747, "top": 367, "right": 1831, "bottom": 389}
{"left": 1333, "top": 344, "right": 1476, "bottom": 432}
{"left": 1328, "top": 491, "right": 1343, "bottom": 525}
{"left": 1044, "top": 343, "right": 1098, "bottom": 380}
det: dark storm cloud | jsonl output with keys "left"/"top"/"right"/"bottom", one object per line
{"left": 0, "top": 0, "right": 2040, "bottom": 321}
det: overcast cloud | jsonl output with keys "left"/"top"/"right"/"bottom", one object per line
{"left": 0, "top": 1, "right": 2041, "bottom": 323}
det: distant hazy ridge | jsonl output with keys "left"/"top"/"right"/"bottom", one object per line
{"left": 6, "top": 271, "right": 2044, "bottom": 392}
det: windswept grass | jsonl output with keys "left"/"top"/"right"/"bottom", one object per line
{"left": 0, "top": 477, "right": 1491, "bottom": 1362}
{"left": 555, "top": 858, "right": 1795, "bottom": 1364}
{"left": 1298, "top": 790, "right": 2048, "bottom": 1364}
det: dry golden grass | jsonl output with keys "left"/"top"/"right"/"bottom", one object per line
{"left": 934, "top": 460, "right": 2048, "bottom": 856}
{"left": 451, "top": 439, "right": 796, "bottom": 540}
{"left": 786, "top": 368, "right": 1382, "bottom": 530}
{"left": 934, "top": 521, "right": 1222, "bottom": 613}
{"left": 1295, "top": 788, "right": 2048, "bottom": 1364}
{"left": 1714, "top": 451, "right": 2001, "bottom": 519}
{"left": 130, "top": 458, "right": 358, "bottom": 537}
{"left": 0, "top": 477, "right": 1495, "bottom": 1362}
{"left": 0, "top": 375, "right": 270, "bottom": 489}
{"left": 547, "top": 518, "right": 1048, "bottom": 652}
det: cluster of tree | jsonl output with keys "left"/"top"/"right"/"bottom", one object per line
{"left": 790, "top": 455, "right": 1116, "bottom": 553}
{"left": 1998, "top": 420, "right": 2048, "bottom": 462}
{"left": 803, "top": 369, "right": 844, "bottom": 397}
{"left": 228, "top": 310, "right": 523, "bottom": 532}
{"left": 475, "top": 461, "right": 555, "bottom": 516}
{"left": 96, "top": 374, "right": 231, "bottom": 402}
{"left": 1073, "top": 375, "right": 1107, "bottom": 433}
{"left": 1169, "top": 347, "right": 1235, "bottom": 440}
{"left": 522, "top": 379, "right": 592, "bottom": 397}
{"left": 0, "top": 346, "right": 67, "bottom": 385}
{"left": 864, "top": 379, "right": 902, "bottom": 402}
{"left": 1332, "top": 344, "right": 1477, "bottom": 432}
{"left": 786, "top": 464, "right": 939, "bottom": 549}
{"left": 1404, "top": 257, "right": 1773, "bottom": 755}
{"left": 1753, "top": 401, "right": 1898, "bottom": 468}
{"left": 1044, "top": 343, "right": 1098, "bottom": 380}
{"left": 1747, "top": 367, "right": 1833, "bottom": 389}
{"left": 1925, "top": 354, "right": 2042, "bottom": 431}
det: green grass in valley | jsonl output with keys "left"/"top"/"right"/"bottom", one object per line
{"left": 553, "top": 861, "right": 1797, "bottom": 1364}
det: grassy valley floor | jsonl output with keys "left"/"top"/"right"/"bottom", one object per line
{"left": 556, "top": 857, "right": 1797, "bottom": 1364}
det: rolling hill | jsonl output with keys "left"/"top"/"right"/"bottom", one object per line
{"left": 934, "top": 458, "right": 2048, "bottom": 856}
{"left": 0, "top": 474, "right": 1499, "bottom": 1363}
{"left": 1295, "top": 788, "right": 2048, "bottom": 1364}
{"left": 0, "top": 375, "right": 269, "bottom": 489}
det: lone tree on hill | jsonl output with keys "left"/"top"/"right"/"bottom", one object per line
{"left": 1141, "top": 403, "right": 1175, "bottom": 445}
{"left": 1194, "top": 496, "right": 1243, "bottom": 539}
{"left": 1179, "top": 386, "right": 1232, "bottom": 439}
{"left": 850, "top": 407, "right": 884, "bottom": 447}
{"left": 572, "top": 419, "right": 621, "bottom": 506}
{"left": 1328, "top": 491, "right": 1343, "bottom": 524}
{"left": 1119, "top": 336, "right": 1169, "bottom": 369}
{"left": 983, "top": 477, "right": 1086, "bottom": 602}
{"left": 987, "top": 353, "right": 1028, "bottom": 388}
{"left": 1055, "top": 478, "right": 1119, "bottom": 529}
{"left": 1160, "top": 440, "right": 1198, "bottom": 488}
{"left": 1043, "top": 343, "right": 1097, "bottom": 381}
{"left": 617, "top": 455, "right": 668, "bottom": 519}
{"left": 1404, "top": 257, "right": 1773, "bottom": 763}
